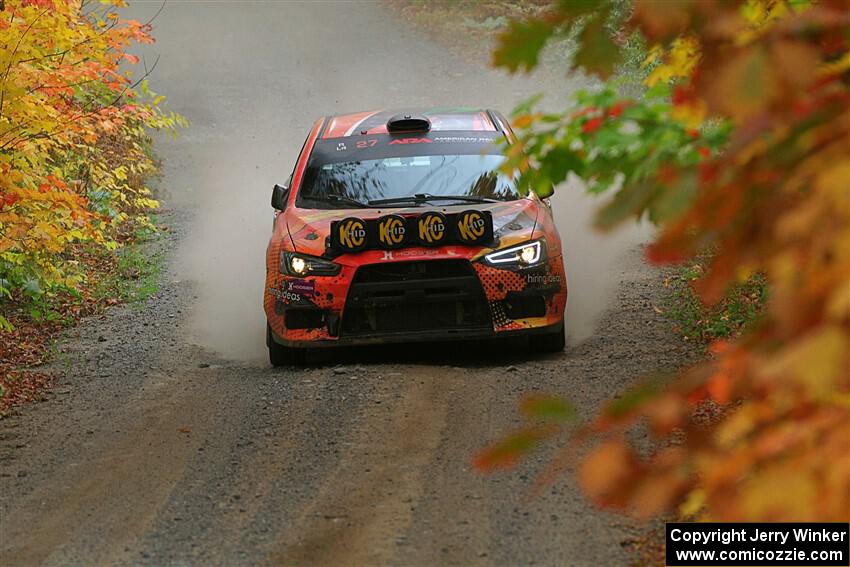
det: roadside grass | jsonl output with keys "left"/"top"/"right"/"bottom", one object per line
{"left": 96, "top": 241, "right": 165, "bottom": 308}
{"left": 0, "top": 219, "right": 166, "bottom": 416}
{"left": 621, "top": 261, "right": 769, "bottom": 567}
{"left": 663, "top": 258, "right": 768, "bottom": 346}
{"left": 387, "top": 1, "right": 549, "bottom": 60}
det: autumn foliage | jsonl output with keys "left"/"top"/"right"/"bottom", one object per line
{"left": 0, "top": 0, "right": 184, "bottom": 328}
{"left": 480, "top": 0, "right": 849, "bottom": 522}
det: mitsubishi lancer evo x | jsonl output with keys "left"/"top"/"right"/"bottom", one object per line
{"left": 265, "top": 109, "right": 567, "bottom": 365}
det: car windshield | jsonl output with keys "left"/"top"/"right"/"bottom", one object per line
{"left": 298, "top": 154, "right": 519, "bottom": 209}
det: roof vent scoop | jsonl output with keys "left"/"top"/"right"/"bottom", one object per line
{"left": 387, "top": 113, "right": 431, "bottom": 133}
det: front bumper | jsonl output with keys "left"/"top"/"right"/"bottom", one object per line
{"left": 268, "top": 321, "right": 565, "bottom": 349}
{"left": 264, "top": 255, "right": 567, "bottom": 348}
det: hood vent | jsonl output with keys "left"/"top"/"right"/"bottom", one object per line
{"left": 386, "top": 113, "right": 431, "bottom": 133}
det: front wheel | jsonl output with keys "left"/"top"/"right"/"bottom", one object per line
{"left": 267, "top": 325, "right": 307, "bottom": 366}
{"left": 530, "top": 324, "right": 565, "bottom": 354}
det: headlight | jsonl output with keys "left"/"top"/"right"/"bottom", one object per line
{"left": 279, "top": 252, "right": 341, "bottom": 276}
{"left": 483, "top": 240, "right": 545, "bottom": 268}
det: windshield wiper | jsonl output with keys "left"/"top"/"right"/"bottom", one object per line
{"left": 311, "top": 194, "right": 381, "bottom": 208}
{"left": 368, "top": 193, "right": 500, "bottom": 206}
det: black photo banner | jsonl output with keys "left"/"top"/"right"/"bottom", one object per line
{"left": 330, "top": 210, "right": 493, "bottom": 253}
{"left": 666, "top": 522, "right": 849, "bottom": 566}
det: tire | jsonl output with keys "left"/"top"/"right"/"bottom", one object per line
{"left": 530, "top": 324, "right": 565, "bottom": 354}
{"left": 267, "top": 325, "right": 307, "bottom": 367}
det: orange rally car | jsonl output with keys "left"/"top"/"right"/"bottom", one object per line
{"left": 265, "top": 109, "right": 567, "bottom": 365}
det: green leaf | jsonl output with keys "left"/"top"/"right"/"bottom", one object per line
{"left": 573, "top": 10, "right": 620, "bottom": 79}
{"left": 23, "top": 278, "right": 43, "bottom": 298}
{"left": 595, "top": 180, "right": 657, "bottom": 230}
{"left": 649, "top": 171, "right": 697, "bottom": 224}
{"left": 646, "top": 81, "right": 672, "bottom": 99}
{"left": 473, "top": 425, "right": 558, "bottom": 472}
{"left": 511, "top": 93, "right": 544, "bottom": 117}
{"left": 534, "top": 148, "right": 584, "bottom": 194}
{"left": 493, "top": 19, "right": 554, "bottom": 73}
{"left": 605, "top": 375, "right": 665, "bottom": 418}
{"left": 521, "top": 394, "right": 576, "bottom": 421}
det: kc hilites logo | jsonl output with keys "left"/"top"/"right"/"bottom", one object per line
{"left": 417, "top": 212, "right": 446, "bottom": 245}
{"left": 456, "top": 210, "right": 488, "bottom": 244}
{"left": 377, "top": 214, "right": 407, "bottom": 248}
{"left": 337, "top": 217, "right": 367, "bottom": 251}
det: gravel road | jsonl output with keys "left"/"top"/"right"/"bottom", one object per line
{"left": 0, "top": 3, "right": 693, "bottom": 566}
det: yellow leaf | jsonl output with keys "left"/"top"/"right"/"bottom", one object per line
{"left": 679, "top": 488, "right": 706, "bottom": 519}
{"left": 762, "top": 326, "right": 848, "bottom": 399}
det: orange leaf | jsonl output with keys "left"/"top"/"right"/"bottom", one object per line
{"left": 578, "top": 440, "right": 636, "bottom": 503}
{"left": 705, "top": 45, "right": 779, "bottom": 123}
{"left": 707, "top": 373, "right": 732, "bottom": 405}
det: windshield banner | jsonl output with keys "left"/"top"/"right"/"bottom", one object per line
{"left": 330, "top": 210, "right": 493, "bottom": 253}
{"left": 309, "top": 131, "right": 504, "bottom": 167}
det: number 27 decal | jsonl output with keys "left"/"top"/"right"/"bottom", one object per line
{"left": 356, "top": 139, "right": 379, "bottom": 149}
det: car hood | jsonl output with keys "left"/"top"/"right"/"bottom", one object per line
{"left": 284, "top": 199, "right": 540, "bottom": 257}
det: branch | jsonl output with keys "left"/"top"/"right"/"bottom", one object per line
{"left": 0, "top": 55, "right": 160, "bottom": 152}
{"left": 15, "top": 17, "right": 120, "bottom": 66}
{"left": 144, "top": 0, "right": 167, "bottom": 27}
{"left": 0, "top": 7, "right": 52, "bottom": 118}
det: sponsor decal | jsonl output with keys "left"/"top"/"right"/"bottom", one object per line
{"left": 455, "top": 209, "right": 489, "bottom": 244}
{"left": 376, "top": 214, "right": 407, "bottom": 248}
{"left": 329, "top": 211, "right": 491, "bottom": 253}
{"left": 336, "top": 142, "right": 347, "bottom": 151}
{"left": 432, "top": 136, "right": 499, "bottom": 143}
{"left": 268, "top": 287, "right": 302, "bottom": 304}
{"left": 525, "top": 273, "right": 561, "bottom": 286}
{"left": 388, "top": 137, "right": 432, "bottom": 145}
{"left": 397, "top": 248, "right": 454, "bottom": 257}
{"left": 286, "top": 279, "right": 315, "bottom": 297}
{"left": 379, "top": 249, "right": 456, "bottom": 261}
{"left": 416, "top": 212, "right": 447, "bottom": 245}
{"left": 336, "top": 217, "right": 367, "bottom": 251}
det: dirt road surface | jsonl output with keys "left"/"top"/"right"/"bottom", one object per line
{"left": 0, "top": 3, "right": 692, "bottom": 565}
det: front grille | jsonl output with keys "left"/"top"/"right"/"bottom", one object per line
{"left": 503, "top": 292, "right": 547, "bottom": 319}
{"left": 285, "top": 309, "right": 326, "bottom": 330}
{"left": 341, "top": 260, "right": 491, "bottom": 336}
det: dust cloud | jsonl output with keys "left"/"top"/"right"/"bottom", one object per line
{"left": 129, "top": 2, "right": 649, "bottom": 361}
{"left": 550, "top": 178, "right": 652, "bottom": 342}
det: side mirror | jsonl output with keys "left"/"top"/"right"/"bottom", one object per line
{"left": 271, "top": 183, "right": 289, "bottom": 210}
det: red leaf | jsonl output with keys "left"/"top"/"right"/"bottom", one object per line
{"left": 672, "top": 84, "right": 698, "bottom": 106}
{"left": 699, "top": 163, "right": 718, "bottom": 185}
{"left": 608, "top": 102, "right": 627, "bottom": 118}
{"left": 582, "top": 117, "right": 604, "bottom": 134}
{"left": 658, "top": 165, "right": 679, "bottom": 185}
